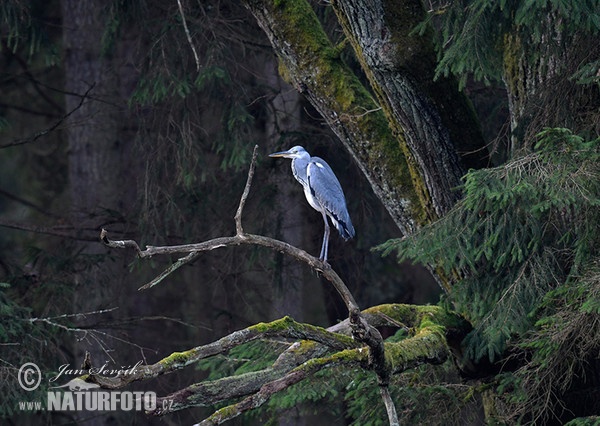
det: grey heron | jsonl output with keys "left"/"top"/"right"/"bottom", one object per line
{"left": 269, "top": 145, "right": 355, "bottom": 262}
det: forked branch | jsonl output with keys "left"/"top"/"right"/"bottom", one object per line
{"left": 100, "top": 145, "right": 399, "bottom": 424}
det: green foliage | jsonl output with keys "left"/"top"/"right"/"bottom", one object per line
{"left": 0, "top": 283, "right": 58, "bottom": 417}
{"left": 0, "top": 283, "right": 32, "bottom": 345}
{"left": 502, "top": 258, "right": 600, "bottom": 423}
{"left": 0, "top": 0, "right": 59, "bottom": 64}
{"left": 378, "top": 128, "right": 600, "bottom": 361}
{"left": 417, "top": 0, "right": 600, "bottom": 87}
{"left": 565, "top": 417, "right": 600, "bottom": 426}
{"left": 571, "top": 59, "right": 600, "bottom": 87}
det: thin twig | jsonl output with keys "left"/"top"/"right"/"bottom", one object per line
{"left": 235, "top": 145, "right": 259, "bottom": 236}
{"left": 138, "top": 251, "right": 200, "bottom": 290}
{"left": 176, "top": 0, "right": 201, "bottom": 72}
{"left": 0, "top": 84, "right": 95, "bottom": 149}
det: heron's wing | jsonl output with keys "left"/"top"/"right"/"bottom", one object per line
{"left": 307, "top": 158, "right": 355, "bottom": 240}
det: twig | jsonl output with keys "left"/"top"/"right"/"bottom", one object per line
{"left": 26, "top": 307, "right": 152, "bottom": 364}
{"left": 0, "top": 84, "right": 95, "bottom": 149}
{"left": 0, "top": 220, "right": 100, "bottom": 241}
{"left": 176, "top": 0, "right": 201, "bottom": 72}
{"left": 0, "top": 188, "right": 60, "bottom": 218}
{"left": 235, "top": 145, "right": 259, "bottom": 236}
{"left": 380, "top": 386, "right": 400, "bottom": 426}
{"left": 138, "top": 251, "right": 200, "bottom": 290}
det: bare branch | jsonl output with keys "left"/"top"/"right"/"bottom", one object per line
{"left": 98, "top": 147, "right": 465, "bottom": 425}
{"left": 101, "top": 230, "right": 360, "bottom": 312}
{"left": 380, "top": 386, "right": 400, "bottom": 426}
{"left": 138, "top": 251, "right": 200, "bottom": 290}
{"left": 177, "top": 0, "right": 201, "bottom": 72}
{"left": 0, "top": 219, "right": 99, "bottom": 242}
{"left": 0, "top": 84, "right": 95, "bottom": 149}
{"left": 0, "top": 188, "right": 61, "bottom": 218}
{"left": 235, "top": 144, "right": 259, "bottom": 235}
{"left": 100, "top": 229, "right": 142, "bottom": 254}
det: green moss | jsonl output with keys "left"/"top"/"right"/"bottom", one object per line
{"left": 250, "top": 316, "right": 295, "bottom": 333}
{"left": 300, "top": 348, "right": 367, "bottom": 370}
{"left": 502, "top": 33, "right": 523, "bottom": 99}
{"left": 205, "top": 402, "right": 240, "bottom": 424}
{"left": 160, "top": 349, "right": 197, "bottom": 370}
{"left": 364, "top": 303, "right": 446, "bottom": 325}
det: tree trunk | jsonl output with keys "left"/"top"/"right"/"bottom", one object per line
{"left": 332, "top": 0, "right": 486, "bottom": 217}
{"left": 244, "top": 0, "right": 487, "bottom": 234}
{"left": 264, "top": 58, "right": 308, "bottom": 323}
{"left": 245, "top": 0, "right": 424, "bottom": 235}
{"left": 61, "top": 1, "right": 137, "bottom": 424}
{"left": 502, "top": 13, "right": 600, "bottom": 151}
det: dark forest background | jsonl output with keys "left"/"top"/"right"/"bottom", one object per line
{"left": 1, "top": 0, "right": 598, "bottom": 425}
{"left": 1, "top": 1, "right": 441, "bottom": 424}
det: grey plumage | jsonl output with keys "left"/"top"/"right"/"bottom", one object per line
{"left": 269, "top": 145, "right": 355, "bottom": 261}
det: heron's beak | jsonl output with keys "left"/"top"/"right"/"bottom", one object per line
{"left": 268, "top": 149, "right": 293, "bottom": 158}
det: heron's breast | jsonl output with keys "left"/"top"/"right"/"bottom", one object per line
{"left": 303, "top": 186, "right": 324, "bottom": 212}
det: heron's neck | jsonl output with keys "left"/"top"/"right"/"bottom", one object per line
{"left": 291, "top": 157, "right": 308, "bottom": 187}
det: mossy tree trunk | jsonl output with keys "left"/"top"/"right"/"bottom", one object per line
{"left": 244, "top": 0, "right": 487, "bottom": 232}
{"left": 332, "top": 0, "right": 487, "bottom": 217}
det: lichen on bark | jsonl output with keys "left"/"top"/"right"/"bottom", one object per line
{"left": 245, "top": 0, "right": 426, "bottom": 233}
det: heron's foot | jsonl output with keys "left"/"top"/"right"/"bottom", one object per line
{"left": 318, "top": 255, "right": 330, "bottom": 266}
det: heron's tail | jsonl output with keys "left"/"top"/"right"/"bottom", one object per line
{"left": 334, "top": 218, "right": 355, "bottom": 241}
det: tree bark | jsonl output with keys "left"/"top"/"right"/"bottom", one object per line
{"left": 502, "top": 13, "right": 600, "bottom": 151}
{"left": 61, "top": 1, "right": 138, "bottom": 424}
{"left": 244, "top": 0, "right": 488, "bottom": 233}
{"left": 332, "top": 0, "right": 486, "bottom": 217}
{"left": 264, "top": 58, "right": 308, "bottom": 323}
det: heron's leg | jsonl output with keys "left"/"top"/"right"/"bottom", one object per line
{"left": 319, "top": 211, "right": 330, "bottom": 261}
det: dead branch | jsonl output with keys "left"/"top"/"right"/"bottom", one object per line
{"left": 99, "top": 144, "right": 411, "bottom": 424}
{"left": 86, "top": 316, "right": 359, "bottom": 389}
{"left": 195, "top": 349, "right": 367, "bottom": 425}
{"left": 176, "top": 0, "right": 201, "bottom": 72}
{"left": 0, "top": 84, "right": 95, "bottom": 149}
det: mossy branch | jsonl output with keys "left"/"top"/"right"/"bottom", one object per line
{"left": 85, "top": 316, "right": 358, "bottom": 390}
{"left": 77, "top": 303, "right": 463, "bottom": 420}
{"left": 196, "top": 349, "right": 367, "bottom": 425}
{"left": 331, "top": 0, "right": 486, "bottom": 217}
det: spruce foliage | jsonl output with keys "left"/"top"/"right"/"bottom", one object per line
{"left": 417, "top": 0, "right": 600, "bottom": 87}
{"left": 377, "top": 128, "right": 600, "bottom": 361}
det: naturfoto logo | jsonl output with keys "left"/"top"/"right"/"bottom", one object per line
{"left": 17, "top": 361, "right": 161, "bottom": 413}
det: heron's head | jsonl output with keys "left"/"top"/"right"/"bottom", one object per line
{"left": 268, "top": 145, "right": 308, "bottom": 160}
